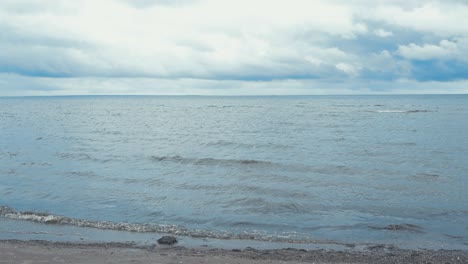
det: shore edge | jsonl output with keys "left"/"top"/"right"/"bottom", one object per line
{"left": 1, "top": 239, "right": 467, "bottom": 264}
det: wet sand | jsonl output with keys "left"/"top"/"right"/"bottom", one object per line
{"left": 1, "top": 240, "right": 467, "bottom": 264}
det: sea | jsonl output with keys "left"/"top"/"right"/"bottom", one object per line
{"left": 0, "top": 95, "right": 467, "bottom": 250}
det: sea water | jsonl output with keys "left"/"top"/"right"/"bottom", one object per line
{"left": 0, "top": 95, "right": 467, "bottom": 249}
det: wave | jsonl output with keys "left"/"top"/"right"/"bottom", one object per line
{"left": 204, "top": 140, "right": 290, "bottom": 150}
{"left": 368, "top": 224, "right": 424, "bottom": 233}
{"left": 0, "top": 206, "right": 353, "bottom": 245}
{"left": 409, "top": 173, "right": 443, "bottom": 182}
{"left": 0, "top": 151, "right": 19, "bottom": 158}
{"left": 57, "top": 152, "right": 119, "bottom": 163}
{"left": 149, "top": 155, "right": 272, "bottom": 166}
{"left": 371, "top": 110, "right": 433, "bottom": 113}
{"left": 0, "top": 206, "right": 223, "bottom": 238}
{"left": 227, "top": 198, "right": 307, "bottom": 214}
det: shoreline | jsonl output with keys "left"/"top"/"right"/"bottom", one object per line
{"left": 1, "top": 239, "right": 467, "bottom": 264}
{"left": 2, "top": 208, "right": 467, "bottom": 252}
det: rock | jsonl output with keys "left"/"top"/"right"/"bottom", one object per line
{"left": 157, "top": 236, "right": 178, "bottom": 245}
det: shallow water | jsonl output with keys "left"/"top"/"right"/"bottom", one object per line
{"left": 0, "top": 95, "right": 467, "bottom": 248}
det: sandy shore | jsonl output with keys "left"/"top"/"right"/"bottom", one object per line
{"left": 0, "top": 240, "right": 467, "bottom": 264}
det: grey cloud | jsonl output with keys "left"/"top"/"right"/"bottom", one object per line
{"left": 3, "top": 74, "right": 468, "bottom": 97}
{"left": 0, "top": 0, "right": 76, "bottom": 14}
{"left": 1, "top": 0, "right": 468, "bottom": 95}
{"left": 0, "top": 23, "right": 101, "bottom": 77}
{"left": 0, "top": 24, "right": 89, "bottom": 48}
{"left": 0, "top": 74, "right": 62, "bottom": 96}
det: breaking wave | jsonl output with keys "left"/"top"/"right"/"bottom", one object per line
{"left": 0, "top": 206, "right": 395, "bottom": 246}
{"left": 0, "top": 206, "right": 308, "bottom": 243}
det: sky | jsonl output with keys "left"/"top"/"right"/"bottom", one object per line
{"left": 1, "top": 0, "right": 468, "bottom": 96}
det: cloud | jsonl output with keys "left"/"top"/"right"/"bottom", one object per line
{"left": 0, "top": 0, "right": 365, "bottom": 80}
{"left": 1, "top": 0, "right": 468, "bottom": 95}
{"left": 3, "top": 73, "right": 468, "bottom": 96}
{"left": 369, "top": 2, "right": 468, "bottom": 37}
{"left": 374, "top": 29, "right": 393, "bottom": 38}
{"left": 0, "top": 0, "right": 75, "bottom": 14}
{"left": 397, "top": 40, "right": 458, "bottom": 60}
{"left": 119, "top": 0, "right": 199, "bottom": 8}
{"left": 336, "top": 63, "right": 360, "bottom": 76}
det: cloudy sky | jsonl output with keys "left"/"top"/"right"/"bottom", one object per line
{"left": 1, "top": 0, "right": 468, "bottom": 96}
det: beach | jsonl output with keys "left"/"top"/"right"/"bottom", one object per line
{"left": 1, "top": 240, "right": 467, "bottom": 264}
{"left": 2, "top": 0, "right": 468, "bottom": 261}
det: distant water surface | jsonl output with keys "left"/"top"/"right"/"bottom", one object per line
{"left": 0, "top": 95, "right": 467, "bottom": 248}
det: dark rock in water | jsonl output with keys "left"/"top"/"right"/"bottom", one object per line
{"left": 157, "top": 236, "right": 178, "bottom": 245}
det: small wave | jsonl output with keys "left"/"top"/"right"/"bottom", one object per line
{"left": 20, "top": 162, "right": 51, "bottom": 167}
{"left": 64, "top": 171, "right": 98, "bottom": 179}
{"left": 57, "top": 152, "right": 117, "bottom": 163}
{"left": 376, "top": 110, "right": 406, "bottom": 113}
{"left": 90, "top": 130, "right": 122, "bottom": 135}
{"left": 200, "top": 105, "right": 261, "bottom": 109}
{"left": 0, "top": 151, "right": 19, "bottom": 158}
{"left": 406, "top": 110, "right": 432, "bottom": 113}
{"left": 205, "top": 140, "right": 289, "bottom": 150}
{"left": 444, "top": 234, "right": 464, "bottom": 239}
{"left": 409, "top": 173, "right": 442, "bottom": 182}
{"left": 371, "top": 110, "right": 433, "bottom": 113}
{"left": 227, "top": 198, "right": 306, "bottom": 214}
{"left": 150, "top": 155, "right": 272, "bottom": 166}
{"left": 0, "top": 169, "right": 17, "bottom": 175}
{"left": 0, "top": 206, "right": 197, "bottom": 235}
{"left": 368, "top": 224, "right": 424, "bottom": 233}
{"left": 386, "top": 142, "right": 417, "bottom": 146}
{"left": 0, "top": 206, "right": 332, "bottom": 244}
{"left": 57, "top": 153, "right": 92, "bottom": 160}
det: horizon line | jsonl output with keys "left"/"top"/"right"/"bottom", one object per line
{"left": 1, "top": 93, "right": 468, "bottom": 98}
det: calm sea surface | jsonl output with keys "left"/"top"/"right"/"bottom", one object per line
{"left": 0, "top": 95, "right": 467, "bottom": 248}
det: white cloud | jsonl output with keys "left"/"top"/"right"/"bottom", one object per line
{"left": 397, "top": 40, "right": 459, "bottom": 60}
{"left": 336, "top": 63, "right": 360, "bottom": 76}
{"left": 369, "top": 2, "right": 468, "bottom": 37}
{"left": 0, "top": 0, "right": 367, "bottom": 80}
{"left": 374, "top": 28, "right": 393, "bottom": 38}
{"left": 1, "top": 0, "right": 468, "bottom": 95}
{"left": 305, "top": 56, "right": 323, "bottom": 66}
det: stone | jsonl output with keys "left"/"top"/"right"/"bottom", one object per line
{"left": 157, "top": 236, "right": 178, "bottom": 245}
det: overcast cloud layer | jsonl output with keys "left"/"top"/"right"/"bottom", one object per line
{"left": 1, "top": 0, "right": 468, "bottom": 95}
